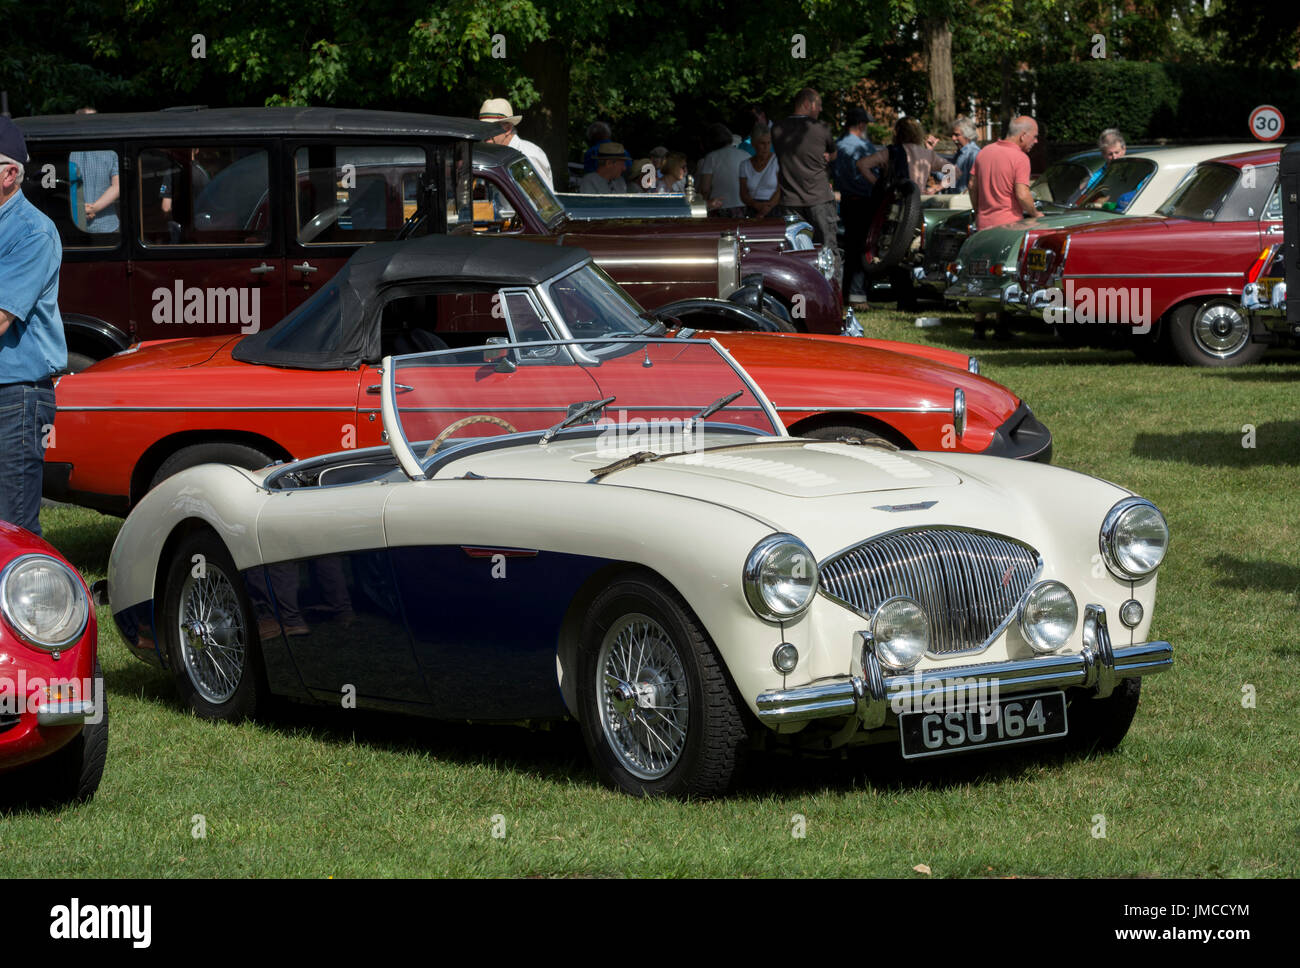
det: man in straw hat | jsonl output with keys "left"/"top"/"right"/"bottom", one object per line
{"left": 478, "top": 97, "right": 554, "bottom": 190}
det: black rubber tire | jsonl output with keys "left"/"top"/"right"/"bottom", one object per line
{"left": 760, "top": 310, "right": 798, "bottom": 333}
{"left": 863, "top": 181, "right": 922, "bottom": 277}
{"left": 150, "top": 442, "right": 275, "bottom": 492}
{"left": 159, "top": 530, "right": 266, "bottom": 722}
{"left": 799, "top": 424, "right": 900, "bottom": 450}
{"left": 1169, "top": 299, "right": 1267, "bottom": 367}
{"left": 63, "top": 351, "right": 99, "bottom": 375}
{"left": 20, "top": 662, "right": 108, "bottom": 805}
{"left": 577, "top": 575, "right": 749, "bottom": 798}
{"left": 1063, "top": 678, "right": 1142, "bottom": 754}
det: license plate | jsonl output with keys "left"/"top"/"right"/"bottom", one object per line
{"left": 1026, "top": 249, "right": 1049, "bottom": 272}
{"left": 969, "top": 258, "right": 989, "bottom": 276}
{"left": 1258, "top": 278, "right": 1280, "bottom": 300}
{"left": 899, "top": 690, "right": 1068, "bottom": 759}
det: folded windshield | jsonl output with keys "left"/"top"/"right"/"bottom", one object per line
{"left": 381, "top": 337, "right": 784, "bottom": 479}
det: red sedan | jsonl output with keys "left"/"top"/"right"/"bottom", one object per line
{"left": 0, "top": 522, "right": 105, "bottom": 805}
{"left": 1017, "top": 147, "right": 1282, "bottom": 366}
{"left": 44, "top": 237, "right": 1051, "bottom": 514}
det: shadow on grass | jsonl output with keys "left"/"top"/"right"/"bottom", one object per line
{"left": 1206, "top": 554, "right": 1300, "bottom": 604}
{"left": 40, "top": 512, "right": 120, "bottom": 578}
{"left": 1132, "top": 421, "right": 1300, "bottom": 466}
{"left": 1209, "top": 365, "right": 1300, "bottom": 382}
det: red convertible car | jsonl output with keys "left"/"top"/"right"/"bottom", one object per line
{"left": 1016, "top": 147, "right": 1282, "bottom": 366}
{"left": 0, "top": 522, "right": 105, "bottom": 805}
{"left": 44, "top": 237, "right": 1051, "bottom": 514}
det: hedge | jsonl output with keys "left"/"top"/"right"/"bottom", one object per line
{"left": 1036, "top": 60, "right": 1300, "bottom": 141}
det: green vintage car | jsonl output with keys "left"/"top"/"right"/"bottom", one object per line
{"left": 942, "top": 144, "right": 1256, "bottom": 319}
{"left": 909, "top": 149, "right": 1106, "bottom": 301}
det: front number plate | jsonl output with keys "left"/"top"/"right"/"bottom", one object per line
{"left": 1026, "top": 250, "right": 1049, "bottom": 272}
{"left": 899, "top": 690, "right": 1067, "bottom": 759}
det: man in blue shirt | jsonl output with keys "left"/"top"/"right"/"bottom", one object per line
{"left": 0, "top": 118, "right": 65, "bottom": 536}
{"left": 834, "top": 107, "right": 876, "bottom": 305}
{"left": 945, "top": 116, "right": 980, "bottom": 193}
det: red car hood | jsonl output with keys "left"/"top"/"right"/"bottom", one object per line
{"left": 705, "top": 331, "right": 1020, "bottom": 425}
{"left": 64, "top": 336, "right": 238, "bottom": 376}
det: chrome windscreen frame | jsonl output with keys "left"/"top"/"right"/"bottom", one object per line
{"left": 379, "top": 336, "right": 788, "bottom": 480}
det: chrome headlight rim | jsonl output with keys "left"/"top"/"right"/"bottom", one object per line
{"left": 0, "top": 553, "right": 91, "bottom": 652}
{"left": 815, "top": 244, "right": 838, "bottom": 280}
{"left": 743, "top": 533, "right": 819, "bottom": 622}
{"left": 871, "top": 595, "right": 931, "bottom": 672}
{"left": 1019, "top": 579, "right": 1078, "bottom": 654}
{"left": 1099, "top": 496, "right": 1169, "bottom": 580}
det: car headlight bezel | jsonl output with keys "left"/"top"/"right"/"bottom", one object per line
{"left": 743, "top": 533, "right": 819, "bottom": 622}
{"left": 815, "top": 244, "right": 838, "bottom": 281}
{"left": 871, "top": 595, "right": 931, "bottom": 672}
{"left": 1019, "top": 580, "right": 1078, "bottom": 654}
{"left": 1099, "top": 497, "right": 1169, "bottom": 580}
{"left": 0, "top": 553, "right": 91, "bottom": 652}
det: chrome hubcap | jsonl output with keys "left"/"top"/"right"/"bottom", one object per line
{"left": 177, "top": 566, "right": 247, "bottom": 704}
{"left": 597, "top": 613, "right": 688, "bottom": 780}
{"left": 1192, "top": 302, "right": 1249, "bottom": 357}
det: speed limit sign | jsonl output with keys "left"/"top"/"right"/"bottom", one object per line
{"left": 1249, "top": 104, "right": 1285, "bottom": 141}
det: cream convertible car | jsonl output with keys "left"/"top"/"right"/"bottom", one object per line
{"left": 106, "top": 338, "right": 1173, "bottom": 797}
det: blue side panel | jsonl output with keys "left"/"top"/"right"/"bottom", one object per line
{"left": 257, "top": 550, "right": 428, "bottom": 704}
{"left": 113, "top": 600, "right": 161, "bottom": 668}
{"left": 390, "top": 546, "right": 615, "bottom": 720}
{"left": 241, "top": 565, "right": 310, "bottom": 700}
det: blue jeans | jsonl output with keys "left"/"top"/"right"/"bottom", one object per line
{"left": 0, "top": 382, "right": 56, "bottom": 536}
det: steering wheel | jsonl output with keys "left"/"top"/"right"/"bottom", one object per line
{"left": 424, "top": 415, "right": 518, "bottom": 457}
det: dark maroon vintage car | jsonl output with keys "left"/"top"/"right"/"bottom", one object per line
{"left": 18, "top": 109, "right": 852, "bottom": 369}
{"left": 1016, "top": 147, "right": 1283, "bottom": 366}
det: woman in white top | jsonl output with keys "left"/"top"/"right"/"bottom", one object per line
{"left": 738, "top": 124, "right": 781, "bottom": 218}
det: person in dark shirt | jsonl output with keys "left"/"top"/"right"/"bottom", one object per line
{"left": 771, "top": 88, "right": 838, "bottom": 246}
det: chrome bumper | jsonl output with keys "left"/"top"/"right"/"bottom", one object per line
{"left": 1241, "top": 280, "right": 1286, "bottom": 312}
{"left": 756, "top": 604, "right": 1171, "bottom": 727}
{"left": 36, "top": 700, "right": 98, "bottom": 726}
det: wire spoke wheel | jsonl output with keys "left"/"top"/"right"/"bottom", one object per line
{"left": 177, "top": 562, "right": 248, "bottom": 705}
{"left": 596, "top": 613, "right": 689, "bottom": 780}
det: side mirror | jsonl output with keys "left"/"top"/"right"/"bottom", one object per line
{"left": 483, "top": 337, "right": 516, "bottom": 372}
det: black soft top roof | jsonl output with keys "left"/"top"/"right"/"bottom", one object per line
{"left": 232, "top": 235, "right": 590, "bottom": 369}
{"left": 17, "top": 106, "right": 495, "bottom": 142}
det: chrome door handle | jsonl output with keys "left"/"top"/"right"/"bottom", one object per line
{"left": 293, "top": 262, "right": 319, "bottom": 274}
{"left": 249, "top": 263, "right": 276, "bottom": 275}
{"left": 366, "top": 383, "right": 414, "bottom": 394}
{"left": 1266, "top": 224, "right": 1284, "bottom": 233}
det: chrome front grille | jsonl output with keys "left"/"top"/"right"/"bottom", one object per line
{"left": 819, "top": 529, "right": 1042, "bottom": 656}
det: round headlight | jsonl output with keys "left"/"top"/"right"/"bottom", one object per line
{"left": 0, "top": 554, "right": 90, "bottom": 652}
{"left": 1019, "top": 580, "right": 1078, "bottom": 654}
{"left": 872, "top": 596, "right": 930, "bottom": 671}
{"left": 1100, "top": 497, "right": 1169, "bottom": 579}
{"left": 815, "top": 245, "right": 837, "bottom": 280}
{"left": 743, "top": 534, "right": 819, "bottom": 621}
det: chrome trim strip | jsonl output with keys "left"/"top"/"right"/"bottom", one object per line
{"left": 775, "top": 405, "right": 951, "bottom": 414}
{"left": 1065, "top": 272, "right": 1242, "bottom": 279}
{"left": 57, "top": 406, "right": 356, "bottom": 413}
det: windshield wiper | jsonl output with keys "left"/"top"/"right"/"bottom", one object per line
{"left": 692, "top": 390, "right": 743, "bottom": 422}
{"left": 541, "top": 396, "right": 616, "bottom": 444}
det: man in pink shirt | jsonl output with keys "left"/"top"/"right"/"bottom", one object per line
{"left": 968, "top": 116, "right": 1039, "bottom": 230}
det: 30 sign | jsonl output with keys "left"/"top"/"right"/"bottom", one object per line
{"left": 1249, "top": 104, "right": 1285, "bottom": 141}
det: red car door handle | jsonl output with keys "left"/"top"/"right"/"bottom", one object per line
{"left": 366, "top": 384, "right": 414, "bottom": 394}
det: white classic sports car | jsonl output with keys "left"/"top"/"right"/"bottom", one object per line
{"left": 107, "top": 337, "right": 1173, "bottom": 796}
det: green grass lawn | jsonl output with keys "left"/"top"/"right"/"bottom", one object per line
{"left": 3, "top": 309, "right": 1298, "bottom": 877}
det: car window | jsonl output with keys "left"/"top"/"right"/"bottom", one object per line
{"left": 508, "top": 156, "right": 564, "bottom": 227}
{"left": 1031, "top": 162, "right": 1088, "bottom": 204}
{"left": 471, "top": 178, "right": 521, "bottom": 233}
{"left": 1156, "top": 163, "right": 1239, "bottom": 220}
{"left": 138, "top": 146, "right": 270, "bottom": 247}
{"left": 1264, "top": 183, "right": 1283, "bottom": 220}
{"left": 499, "top": 290, "right": 552, "bottom": 342}
{"left": 22, "top": 148, "right": 122, "bottom": 250}
{"left": 1076, "top": 158, "right": 1157, "bottom": 212}
{"left": 294, "top": 145, "right": 426, "bottom": 245}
